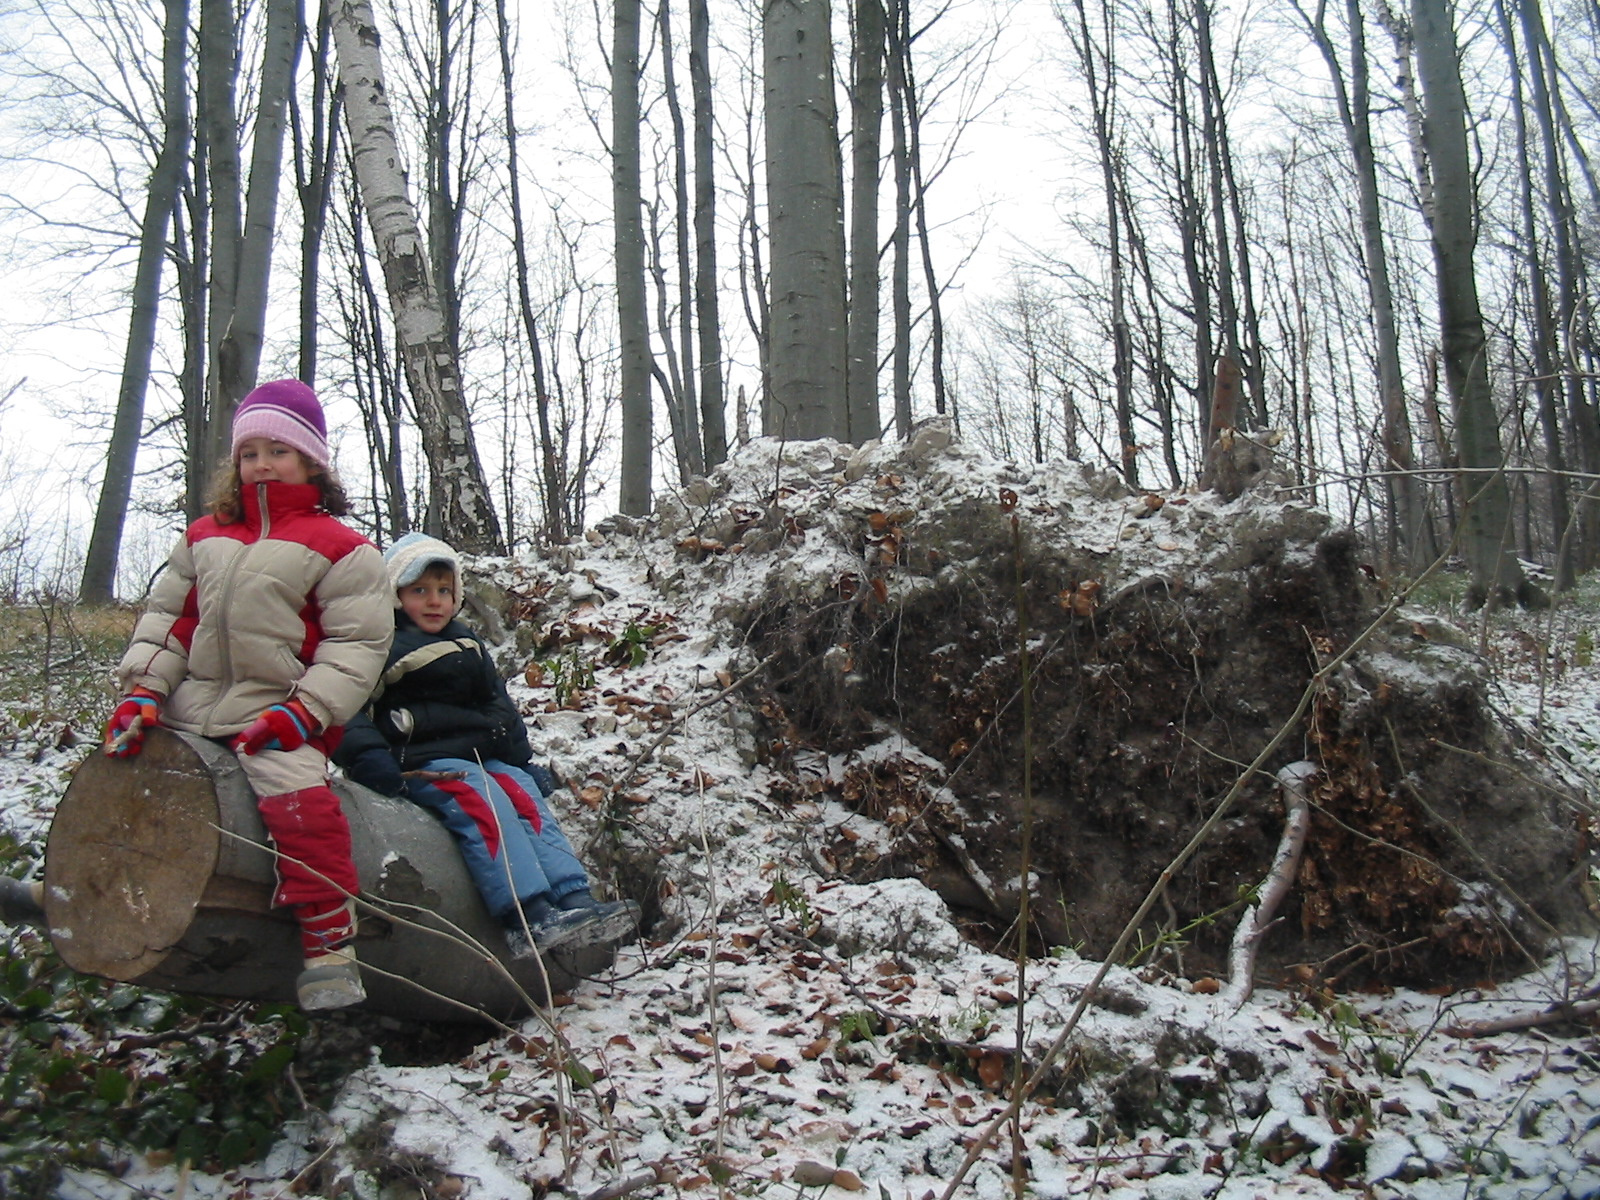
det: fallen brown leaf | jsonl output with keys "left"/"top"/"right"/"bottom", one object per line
{"left": 800, "top": 1036, "right": 831, "bottom": 1060}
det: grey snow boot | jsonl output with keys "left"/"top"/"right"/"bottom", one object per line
{"left": 0, "top": 876, "right": 45, "bottom": 928}
{"left": 296, "top": 952, "right": 366, "bottom": 1011}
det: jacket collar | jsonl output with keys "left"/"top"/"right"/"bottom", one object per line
{"left": 394, "top": 611, "right": 470, "bottom": 640}
{"left": 240, "top": 481, "right": 323, "bottom": 529}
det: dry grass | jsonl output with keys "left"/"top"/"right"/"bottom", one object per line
{"left": 0, "top": 598, "right": 138, "bottom": 729}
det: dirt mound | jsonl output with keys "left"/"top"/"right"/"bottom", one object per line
{"left": 625, "top": 430, "right": 1590, "bottom": 989}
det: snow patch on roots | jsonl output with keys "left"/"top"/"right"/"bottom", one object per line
{"left": 813, "top": 877, "right": 963, "bottom": 962}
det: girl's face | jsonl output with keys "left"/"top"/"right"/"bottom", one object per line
{"left": 399, "top": 574, "right": 456, "bottom": 634}
{"left": 238, "top": 437, "right": 315, "bottom": 486}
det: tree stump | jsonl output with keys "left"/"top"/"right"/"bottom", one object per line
{"left": 44, "top": 727, "right": 614, "bottom": 1023}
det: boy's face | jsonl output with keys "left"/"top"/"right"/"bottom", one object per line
{"left": 399, "top": 568, "right": 456, "bottom": 634}
{"left": 237, "top": 437, "right": 315, "bottom": 486}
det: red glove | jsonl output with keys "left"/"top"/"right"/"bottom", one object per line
{"left": 104, "top": 688, "right": 162, "bottom": 758}
{"left": 234, "top": 699, "right": 318, "bottom": 756}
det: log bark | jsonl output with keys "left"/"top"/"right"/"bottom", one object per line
{"left": 43, "top": 728, "right": 613, "bottom": 1023}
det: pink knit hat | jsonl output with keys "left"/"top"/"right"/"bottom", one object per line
{"left": 231, "top": 379, "right": 330, "bottom": 468}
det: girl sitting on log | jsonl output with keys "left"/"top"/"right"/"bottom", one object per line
{"left": 334, "top": 533, "right": 639, "bottom": 958}
{"left": 103, "top": 380, "right": 393, "bottom": 1012}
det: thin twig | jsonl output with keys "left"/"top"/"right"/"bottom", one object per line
{"left": 1443, "top": 998, "right": 1600, "bottom": 1037}
{"left": 581, "top": 1167, "right": 669, "bottom": 1200}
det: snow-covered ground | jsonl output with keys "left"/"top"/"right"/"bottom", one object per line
{"left": 5, "top": 435, "right": 1599, "bottom": 1199}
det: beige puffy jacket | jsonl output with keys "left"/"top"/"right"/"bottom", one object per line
{"left": 117, "top": 481, "right": 393, "bottom": 739}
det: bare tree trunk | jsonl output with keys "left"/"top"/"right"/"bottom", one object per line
{"left": 886, "top": 0, "right": 911, "bottom": 438}
{"left": 1411, "top": 0, "right": 1529, "bottom": 608}
{"left": 846, "top": 0, "right": 885, "bottom": 443}
{"left": 614, "top": 0, "right": 653, "bottom": 514}
{"left": 1496, "top": 0, "right": 1573, "bottom": 589}
{"left": 340, "top": 173, "right": 411, "bottom": 540}
{"left": 764, "top": 0, "right": 849, "bottom": 442}
{"left": 903, "top": 23, "right": 949, "bottom": 420}
{"left": 1519, "top": 0, "right": 1596, "bottom": 577}
{"left": 293, "top": 0, "right": 342, "bottom": 383}
{"left": 331, "top": 0, "right": 504, "bottom": 552}
{"left": 215, "top": 0, "right": 299, "bottom": 408}
{"left": 689, "top": 0, "right": 727, "bottom": 468}
{"left": 1295, "top": 0, "right": 1427, "bottom": 572}
{"left": 1063, "top": 0, "right": 1138, "bottom": 489}
{"left": 191, "top": 0, "right": 242, "bottom": 512}
{"left": 495, "top": 0, "right": 564, "bottom": 541}
{"left": 658, "top": 0, "right": 704, "bottom": 477}
{"left": 79, "top": 0, "right": 191, "bottom": 605}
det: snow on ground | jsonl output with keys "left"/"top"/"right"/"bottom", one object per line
{"left": 7, "top": 434, "right": 1600, "bottom": 1198}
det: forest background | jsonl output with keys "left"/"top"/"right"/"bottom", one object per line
{"left": 0, "top": 0, "right": 1595, "bottom": 608}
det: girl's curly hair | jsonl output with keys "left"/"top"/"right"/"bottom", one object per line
{"left": 208, "top": 458, "right": 352, "bottom": 522}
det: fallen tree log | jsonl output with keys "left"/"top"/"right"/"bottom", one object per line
{"left": 43, "top": 727, "right": 617, "bottom": 1023}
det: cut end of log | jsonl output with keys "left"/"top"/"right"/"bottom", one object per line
{"left": 45, "top": 728, "right": 222, "bottom": 980}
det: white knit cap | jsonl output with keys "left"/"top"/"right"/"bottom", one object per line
{"left": 383, "top": 532, "right": 462, "bottom": 611}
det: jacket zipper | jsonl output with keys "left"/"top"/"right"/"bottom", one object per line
{"left": 207, "top": 482, "right": 271, "bottom": 735}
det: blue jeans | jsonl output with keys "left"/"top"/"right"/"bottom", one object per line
{"left": 403, "top": 758, "right": 588, "bottom": 919}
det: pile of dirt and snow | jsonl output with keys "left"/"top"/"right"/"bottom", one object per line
{"left": 511, "top": 430, "right": 1590, "bottom": 988}
{"left": 11, "top": 431, "right": 1600, "bottom": 1199}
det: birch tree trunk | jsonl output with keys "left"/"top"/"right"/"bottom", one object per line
{"left": 79, "top": 0, "right": 191, "bottom": 605}
{"left": 331, "top": 0, "right": 505, "bottom": 553}
{"left": 764, "top": 0, "right": 849, "bottom": 442}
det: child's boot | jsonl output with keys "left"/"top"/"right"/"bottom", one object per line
{"left": 0, "top": 876, "right": 44, "bottom": 928}
{"left": 500, "top": 907, "right": 541, "bottom": 960}
{"left": 556, "top": 888, "right": 641, "bottom": 945}
{"left": 294, "top": 899, "right": 366, "bottom": 1011}
{"left": 513, "top": 893, "right": 605, "bottom": 951}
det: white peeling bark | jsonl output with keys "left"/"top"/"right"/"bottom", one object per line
{"left": 330, "top": 0, "right": 504, "bottom": 553}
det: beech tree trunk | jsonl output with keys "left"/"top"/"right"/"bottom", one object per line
{"left": 1410, "top": 0, "right": 1528, "bottom": 608}
{"left": 846, "top": 0, "right": 884, "bottom": 444}
{"left": 43, "top": 729, "right": 605, "bottom": 1023}
{"left": 690, "top": 0, "right": 728, "bottom": 469}
{"left": 764, "top": 0, "right": 849, "bottom": 441}
{"left": 614, "top": 0, "right": 653, "bottom": 515}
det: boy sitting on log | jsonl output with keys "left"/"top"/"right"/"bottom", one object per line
{"left": 335, "top": 533, "right": 638, "bottom": 957}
